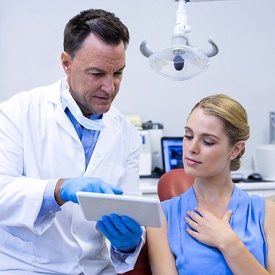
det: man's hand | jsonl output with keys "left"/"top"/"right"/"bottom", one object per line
{"left": 97, "top": 214, "right": 142, "bottom": 253}
{"left": 55, "top": 177, "right": 123, "bottom": 205}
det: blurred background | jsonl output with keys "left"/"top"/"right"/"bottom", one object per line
{"left": 0, "top": 0, "right": 274, "bottom": 172}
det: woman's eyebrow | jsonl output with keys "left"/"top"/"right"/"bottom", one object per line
{"left": 184, "top": 126, "right": 192, "bottom": 132}
{"left": 184, "top": 126, "right": 220, "bottom": 140}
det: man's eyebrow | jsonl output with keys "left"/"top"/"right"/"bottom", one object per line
{"left": 85, "top": 67, "right": 105, "bottom": 73}
{"left": 115, "top": 65, "right": 126, "bottom": 72}
{"left": 85, "top": 65, "right": 126, "bottom": 73}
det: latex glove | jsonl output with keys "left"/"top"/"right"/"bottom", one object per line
{"left": 97, "top": 213, "right": 142, "bottom": 253}
{"left": 60, "top": 177, "right": 123, "bottom": 203}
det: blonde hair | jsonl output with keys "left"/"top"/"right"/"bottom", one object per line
{"left": 189, "top": 94, "right": 250, "bottom": 171}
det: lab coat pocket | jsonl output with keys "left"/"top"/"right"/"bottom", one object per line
{"left": 0, "top": 227, "right": 34, "bottom": 262}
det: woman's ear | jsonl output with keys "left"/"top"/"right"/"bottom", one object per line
{"left": 61, "top": 51, "right": 72, "bottom": 75}
{"left": 230, "top": 141, "right": 245, "bottom": 160}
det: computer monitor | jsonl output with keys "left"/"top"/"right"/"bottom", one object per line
{"left": 161, "top": 137, "right": 184, "bottom": 173}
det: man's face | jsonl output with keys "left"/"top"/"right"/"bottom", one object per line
{"left": 61, "top": 33, "right": 126, "bottom": 116}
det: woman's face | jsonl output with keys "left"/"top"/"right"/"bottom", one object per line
{"left": 183, "top": 108, "right": 234, "bottom": 180}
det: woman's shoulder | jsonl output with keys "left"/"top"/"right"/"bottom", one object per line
{"left": 235, "top": 185, "right": 265, "bottom": 204}
{"left": 161, "top": 187, "right": 193, "bottom": 214}
{"left": 236, "top": 186, "right": 266, "bottom": 213}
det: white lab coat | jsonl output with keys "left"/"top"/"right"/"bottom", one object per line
{"left": 0, "top": 79, "right": 144, "bottom": 274}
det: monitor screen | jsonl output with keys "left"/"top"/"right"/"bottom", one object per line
{"left": 161, "top": 137, "right": 184, "bottom": 173}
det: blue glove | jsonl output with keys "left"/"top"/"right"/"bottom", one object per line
{"left": 97, "top": 214, "right": 142, "bottom": 253}
{"left": 60, "top": 177, "right": 123, "bottom": 203}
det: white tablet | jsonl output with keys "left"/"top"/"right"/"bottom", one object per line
{"left": 76, "top": 191, "right": 162, "bottom": 228}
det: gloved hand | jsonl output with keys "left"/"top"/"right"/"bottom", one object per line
{"left": 60, "top": 177, "right": 123, "bottom": 203}
{"left": 97, "top": 213, "right": 142, "bottom": 253}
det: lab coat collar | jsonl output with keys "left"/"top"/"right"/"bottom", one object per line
{"left": 47, "top": 78, "right": 83, "bottom": 142}
{"left": 42, "top": 78, "right": 65, "bottom": 104}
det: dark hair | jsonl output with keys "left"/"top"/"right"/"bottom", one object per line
{"left": 63, "top": 9, "right": 130, "bottom": 58}
{"left": 189, "top": 94, "right": 250, "bottom": 171}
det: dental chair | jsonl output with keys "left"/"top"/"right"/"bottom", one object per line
{"left": 118, "top": 168, "right": 194, "bottom": 275}
{"left": 157, "top": 168, "right": 195, "bottom": 202}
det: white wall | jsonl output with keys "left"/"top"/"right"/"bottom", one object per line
{"left": 1, "top": 0, "right": 275, "bottom": 172}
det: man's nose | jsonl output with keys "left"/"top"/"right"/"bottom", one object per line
{"left": 102, "top": 76, "right": 115, "bottom": 94}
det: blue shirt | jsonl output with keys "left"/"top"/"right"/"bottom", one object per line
{"left": 162, "top": 186, "right": 267, "bottom": 275}
{"left": 65, "top": 107, "right": 101, "bottom": 169}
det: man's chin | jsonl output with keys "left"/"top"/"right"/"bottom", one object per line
{"left": 93, "top": 106, "right": 111, "bottom": 115}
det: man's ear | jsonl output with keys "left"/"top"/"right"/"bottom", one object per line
{"left": 230, "top": 141, "right": 245, "bottom": 160}
{"left": 61, "top": 51, "right": 72, "bottom": 75}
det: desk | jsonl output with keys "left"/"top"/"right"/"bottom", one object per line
{"left": 139, "top": 178, "right": 275, "bottom": 199}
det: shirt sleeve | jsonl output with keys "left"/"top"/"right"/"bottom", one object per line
{"left": 38, "top": 179, "right": 61, "bottom": 217}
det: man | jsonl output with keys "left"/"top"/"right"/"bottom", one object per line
{"left": 0, "top": 9, "right": 144, "bottom": 274}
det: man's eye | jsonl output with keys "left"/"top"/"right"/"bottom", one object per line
{"left": 90, "top": 73, "right": 103, "bottom": 76}
{"left": 86, "top": 70, "right": 103, "bottom": 76}
{"left": 114, "top": 72, "right": 123, "bottom": 77}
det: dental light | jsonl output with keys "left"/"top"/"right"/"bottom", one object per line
{"left": 140, "top": 0, "right": 219, "bottom": 81}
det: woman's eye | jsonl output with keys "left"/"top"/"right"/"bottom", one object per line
{"left": 184, "top": 135, "right": 193, "bottom": 140}
{"left": 204, "top": 140, "right": 214, "bottom": 146}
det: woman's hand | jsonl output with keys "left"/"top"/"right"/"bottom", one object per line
{"left": 185, "top": 206, "right": 234, "bottom": 249}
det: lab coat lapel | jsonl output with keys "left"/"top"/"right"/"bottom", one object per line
{"left": 85, "top": 109, "right": 120, "bottom": 175}
{"left": 53, "top": 104, "right": 80, "bottom": 142}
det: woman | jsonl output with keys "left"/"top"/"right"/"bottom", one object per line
{"left": 147, "top": 94, "right": 275, "bottom": 274}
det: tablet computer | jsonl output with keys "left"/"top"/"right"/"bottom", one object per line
{"left": 76, "top": 192, "right": 162, "bottom": 228}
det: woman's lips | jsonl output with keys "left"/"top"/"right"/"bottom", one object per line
{"left": 185, "top": 157, "right": 202, "bottom": 166}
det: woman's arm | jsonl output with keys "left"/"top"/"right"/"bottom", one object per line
{"left": 264, "top": 199, "right": 275, "bottom": 273}
{"left": 147, "top": 210, "right": 178, "bottom": 275}
{"left": 220, "top": 199, "right": 275, "bottom": 275}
